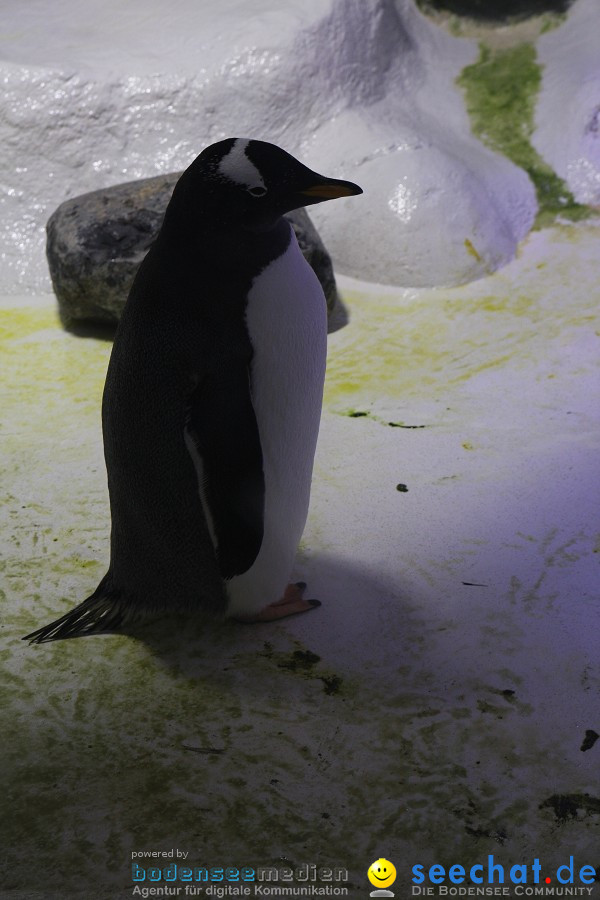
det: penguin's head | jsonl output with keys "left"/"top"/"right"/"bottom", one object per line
{"left": 168, "top": 138, "right": 362, "bottom": 232}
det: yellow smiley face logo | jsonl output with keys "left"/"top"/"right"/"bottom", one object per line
{"left": 368, "top": 858, "right": 397, "bottom": 888}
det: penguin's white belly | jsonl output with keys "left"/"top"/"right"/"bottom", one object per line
{"left": 225, "top": 230, "right": 327, "bottom": 616}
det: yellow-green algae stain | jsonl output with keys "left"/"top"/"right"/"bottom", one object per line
{"left": 324, "top": 225, "right": 600, "bottom": 416}
{"left": 2, "top": 302, "right": 112, "bottom": 639}
{"left": 464, "top": 237, "right": 483, "bottom": 264}
{"left": 457, "top": 43, "right": 595, "bottom": 228}
{"left": 539, "top": 12, "right": 567, "bottom": 33}
{"left": 4, "top": 603, "right": 529, "bottom": 894}
{"left": 259, "top": 640, "right": 344, "bottom": 695}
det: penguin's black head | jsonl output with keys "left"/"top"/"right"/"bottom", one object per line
{"left": 167, "top": 138, "right": 362, "bottom": 232}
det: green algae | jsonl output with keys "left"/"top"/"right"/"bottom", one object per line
{"left": 0, "top": 624, "right": 356, "bottom": 891}
{"left": 539, "top": 11, "right": 567, "bottom": 32}
{"left": 324, "top": 225, "right": 600, "bottom": 413}
{"left": 258, "top": 640, "right": 344, "bottom": 695}
{"left": 457, "top": 43, "right": 594, "bottom": 228}
{"left": 276, "top": 648, "right": 321, "bottom": 671}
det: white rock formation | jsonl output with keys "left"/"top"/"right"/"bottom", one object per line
{"left": 533, "top": 0, "right": 600, "bottom": 207}
{"left": 0, "top": 0, "right": 538, "bottom": 292}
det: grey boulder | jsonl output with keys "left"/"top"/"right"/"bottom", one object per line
{"left": 46, "top": 173, "right": 339, "bottom": 328}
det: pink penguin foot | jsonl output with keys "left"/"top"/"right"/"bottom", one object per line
{"left": 233, "top": 582, "right": 321, "bottom": 623}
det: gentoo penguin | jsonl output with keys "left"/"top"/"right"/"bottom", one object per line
{"left": 24, "top": 138, "right": 362, "bottom": 642}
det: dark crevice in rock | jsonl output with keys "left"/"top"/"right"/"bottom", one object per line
{"left": 417, "top": 0, "right": 573, "bottom": 21}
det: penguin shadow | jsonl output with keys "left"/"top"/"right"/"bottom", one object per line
{"left": 291, "top": 551, "right": 414, "bottom": 664}
{"left": 63, "top": 317, "right": 118, "bottom": 341}
{"left": 125, "top": 553, "right": 412, "bottom": 690}
{"left": 60, "top": 297, "right": 346, "bottom": 342}
{"left": 327, "top": 293, "right": 350, "bottom": 333}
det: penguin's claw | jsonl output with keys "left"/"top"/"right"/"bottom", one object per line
{"left": 234, "top": 582, "right": 321, "bottom": 623}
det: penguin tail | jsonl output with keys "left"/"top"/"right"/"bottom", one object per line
{"left": 23, "top": 579, "right": 126, "bottom": 644}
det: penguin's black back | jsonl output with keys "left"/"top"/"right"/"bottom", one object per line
{"left": 101, "top": 211, "right": 294, "bottom": 614}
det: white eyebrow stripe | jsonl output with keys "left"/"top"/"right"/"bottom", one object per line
{"left": 218, "top": 138, "right": 265, "bottom": 189}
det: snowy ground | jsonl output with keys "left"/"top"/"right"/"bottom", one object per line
{"left": 2, "top": 221, "right": 599, "bottom": 897}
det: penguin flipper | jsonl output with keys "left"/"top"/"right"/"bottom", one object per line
{"left": 185, "top": 365, "right": 265, "bottom": 580}
{"left": 23, "top": 577, "right": 126, "bottom": 644}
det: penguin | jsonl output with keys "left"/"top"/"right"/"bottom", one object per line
{"left": 24, "top": 138, "right": 362, "bottom": 642}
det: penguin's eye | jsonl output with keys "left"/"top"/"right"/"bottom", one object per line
{"left": 247, "top": 185, "right": 267, "bottom": 197}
